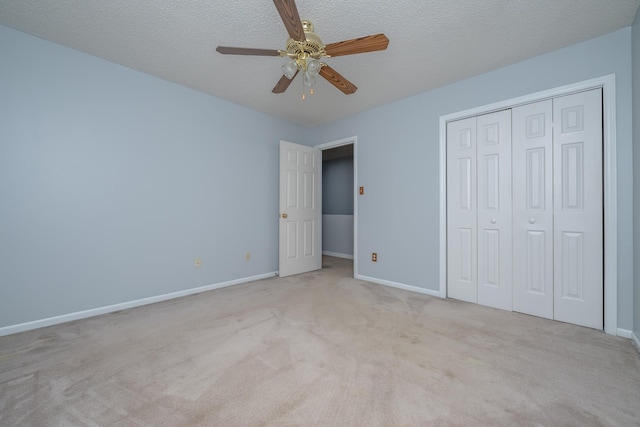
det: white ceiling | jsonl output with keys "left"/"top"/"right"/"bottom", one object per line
{"left": 1, "top": 0, "right": 639, "bottom": 127}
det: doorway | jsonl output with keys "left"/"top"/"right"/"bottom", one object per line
{"left": 316, "top": 136, "right": 358, "bottom": 277}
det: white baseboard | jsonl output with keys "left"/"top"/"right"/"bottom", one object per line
{"left": 631, "top": 331, "right": 640, "bottom": 353}
{"left": 322, "top": 251, "right": 354, "bottom": 260}
{"left": 617, "top": 328, "right": 633, "bottom": 339}
{"left": 0, "top": 272, "right": 277, "bottom": 337}
{"left": 356, "top": 274, "right": 440, "bottom": 298}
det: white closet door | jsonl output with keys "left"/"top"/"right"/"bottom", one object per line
{"left": 477, "top": 110, "right": 512, "bottom": 310}
{"left": 553, "top": 89, "right": 603, "bottom": 329}
{"left": 447, "top": 117, "right": 477, "bottom": 303}
{"left": 512, "top": 100, "right": 554, "bottom": 319}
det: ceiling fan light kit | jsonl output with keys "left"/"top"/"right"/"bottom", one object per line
{"left": 281, "top": 60, "right": 298, "bottom": 79}
{"left": 216, "top": 0, "right": 389, "bottom": 99}
{"left": 281, "top": 26, "right": 325, "bottom": 99}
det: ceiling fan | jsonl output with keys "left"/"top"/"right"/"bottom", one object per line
{"left": 216, "top": 0, "right": 389, "bottom": 98}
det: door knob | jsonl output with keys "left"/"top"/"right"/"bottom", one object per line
{"left": 281, "top": 213, "right": 288, "bottom": 219}
{"left": 490, "top": 219, "right": 496, "bottom": 224}
{"left": 529, "top": 218, "right": 536, "bottom": 224}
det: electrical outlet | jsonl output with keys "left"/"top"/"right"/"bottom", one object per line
{"left": 195, "top": 258, "right": 202, "bottom": 268}
{"left": 245, "top": 252, "right": 251, "bottom": 261}
{"left": 372, "top": 253, "right": 377, "bottom": 262}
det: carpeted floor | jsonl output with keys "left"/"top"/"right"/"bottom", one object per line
{"left": 1, "top": 256, "right": 639, "bottom": 426}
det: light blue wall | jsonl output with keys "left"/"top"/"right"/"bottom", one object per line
{"left": 1, "top": 23, "right": 637, "bottom": 333}
{"left": 322, "top": 156, "right": 354, "bottom": 256}
{"left": 322, "top": 157, "right": 354, "bottom": 215}
{"left": 309, "top": 28, "right": 635, "bottom": 330}
{"left": 0, "top": 25, "right": 306, "bottom": 328}
{"left": 633, "top": 8, "right": 640, "bottom": 339}
{"left": 322, "top": 214, "right": 354, "bottom": 256}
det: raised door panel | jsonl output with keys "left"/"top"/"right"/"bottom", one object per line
{"left": 553, "top": 89, "right": 603, "bottom": 329}
{"left": 525, "top": 230, "right": 547, "bottom": 295}
{"left": 286, "top": 221, "right": 298, "bottom": 259}
{"left": 512, "top": 100, "right": 554, "bottom": 319}
{"left": 477, "top": 110, "right": 512, "bottom": 310}
{"left": 447, "top": 117, "right": 478, "bottom": 303}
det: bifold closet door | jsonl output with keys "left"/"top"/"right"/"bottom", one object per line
{"left": 449, "top": 89, "right": 603, "bottom": 329}
{"left": 447, "top": 117, "right": 477, "bottom": 303}
{"left": 512, "top": 100, "right": 554, "bottom": 319}
{"left": 512, "top": 89, "right": 603, "bottom": 328}
{"left": 447, "top": 110, "right": 512, "bottom": 308}
{"left": 477, "top": 110, "right": 512, "bottom": 310}
{"left": 553, "top": 89, "right": 603, "bottom": 329}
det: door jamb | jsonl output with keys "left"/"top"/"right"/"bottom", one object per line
{"left": 438, "top": 75, "right": 617, "bottom": 335}
{"left": 315, "top": 136, "right": 358, "bottom": 277}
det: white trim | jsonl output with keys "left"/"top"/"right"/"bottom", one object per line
{"left": 632, "top": 332, "right": 640, "bottom": 353}
{"left": 356, "top": 274, "right": 441, "bottom": 298}
{"left": 439, "top": 74, "right": 618, "bottom": 335}
{"left": 0, "top": 272, "right": 277, "bottom": 337}
{"left": 601, "top": 76, "right": 618, "bottom": 336}
{"left": 314, "top": 136, "right": 357, "bottom": 150}
{"left": 316, "top": 136, "right": 359, "bottom": 276}
{"left": 439, "top": 117, "right": 448, "bottom": 299}
{"left": 322, "top": 251, "right": 354, "bottom": 260}
{"left": 617, "top": 328, "right": 633, "bottom": 339}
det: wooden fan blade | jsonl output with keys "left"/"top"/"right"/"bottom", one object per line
{"left": 273, "top": 0, "right": 306, "bottom": 42}
{"left": 272, "top": 70, "right": 299, "bottom": 94}
{"left": 319, "top": 65, "right": 357, "bottom": 95}
{"left": 216, "top": 46, "right": 281, "bottom": 56}
{"left": 325, "top": 33, "right": 389, "bottom": 57}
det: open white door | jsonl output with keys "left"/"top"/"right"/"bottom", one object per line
{"left": 279, "top": 140, "right": 322, "bottom": 277}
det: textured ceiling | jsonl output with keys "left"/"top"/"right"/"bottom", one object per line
{"left": 1, "top": 0, "right": 639, "bottom": 127}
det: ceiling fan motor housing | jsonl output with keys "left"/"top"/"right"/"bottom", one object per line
{"left": 285, "top": 20, "right": 326, "bottom": 60}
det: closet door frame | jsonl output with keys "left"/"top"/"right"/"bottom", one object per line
{"left": 438, "top": 74, "right": 618, "bottom": 335}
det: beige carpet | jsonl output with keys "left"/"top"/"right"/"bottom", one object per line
{"left": 1, "top": 256, "right": 639, "bottom": 426}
